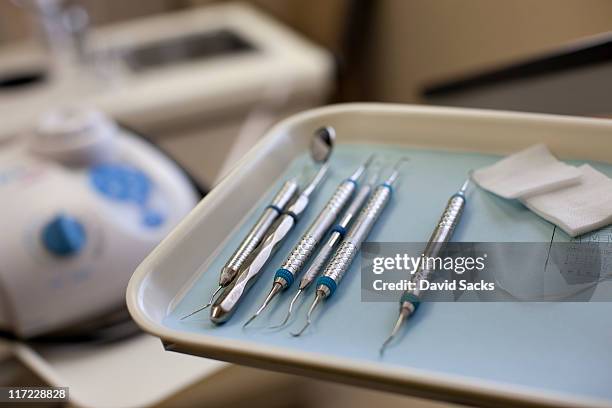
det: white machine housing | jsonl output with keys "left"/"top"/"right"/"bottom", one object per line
{"left": 0, "top": 108, "right": 199, "bottom": 338}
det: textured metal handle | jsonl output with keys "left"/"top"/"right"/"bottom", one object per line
{"left": 281, "top": 180, "right": 355, "bottom": 276}
{"left": 322, "top": 241, "right": 358, "bottom": 283}
{"left": 224, "top": 180, "right": 298, "bottom": 274}
{"left": 300, "top": 232, "right": 340, "bottom": 287}
{"left": 409, "top": 193, "right": 466, "bottom": 298}
{"left": 346, "top": 184, "right": 392, "bottom": 245}
{"left": 438, "top": 195, "right": 465, "bottom": 230}
{"left": 282, "top": 234, "right": 317, "bottom": 274}
{"left": 426, "top": 194, "right": 466, "bottom": 250}
{"left": 218, "top": 214, "right": 296, "bottom": 311}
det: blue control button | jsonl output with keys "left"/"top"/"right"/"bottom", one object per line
{"left": 142, "top": 210, "right": 165, "bottom": 228}
{"left": 42, "top": 215, "right": 86, "bottom": 257}
{"left": 90, "top": 164, "right": 152, "bottom": 205}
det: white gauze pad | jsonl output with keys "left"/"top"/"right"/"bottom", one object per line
{"left": 522, "top": 165, "right": 612, "bottom": 237}
{"left": 473, "top": 144, "right": 581, "bottom": 199}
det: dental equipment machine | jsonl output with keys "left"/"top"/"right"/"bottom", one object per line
{"left": 292, "top": 158, "right": 406, "bottom": 337}
{"left": 244, "top": 155, "right": 376, "bottom": 327}
{"left": 208, "top": 128, "right": 335, "bottom": 324}
{"left": 379, "top": 176, "right": 470, "bottom": 355}
{"left": 270, "top": 168, "right": 379, "bottom": 329}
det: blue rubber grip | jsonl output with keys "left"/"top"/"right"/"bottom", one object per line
{"left": 331, "top": 224, "right": 347, "bottom": 238}
{"left": 451, "top": 192, "right": 466, "bottom": 202}
{"left": 382, "top": 183, "right": 393, "bottom": 194}
{"left": 266, "top": 204, "right": 283, "bottom": 214}
{"left": 316, "top": 276, "right": 337, "bottom": 296}
{"left": 282, "top": 211, "right": 298, "bottom": 222}
{"left": 345, "top": 178, "right": 358, "bottom": 189}
{"left": 274, "top": 268, "right": 294, "bottom": 288}
{"left": 400, "top": 292, "right": 420, "bottom": 310}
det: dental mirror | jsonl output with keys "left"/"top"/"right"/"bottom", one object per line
{"left": 310, "top": 126, "right": 335, "bottom": 163}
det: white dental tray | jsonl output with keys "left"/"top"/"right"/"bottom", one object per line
{"left": 127, "top": 104, "right": 612, "bottom": 408}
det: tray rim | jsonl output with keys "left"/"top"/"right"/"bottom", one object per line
{"left": 127, "top": 103, "right": 612, "bottom": 408}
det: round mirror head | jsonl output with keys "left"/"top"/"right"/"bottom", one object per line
{"left": 310, "top": 126, "right": 335, "bottom": 164}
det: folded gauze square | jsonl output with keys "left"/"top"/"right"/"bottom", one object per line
{"left": 522, "top": 165, "right": 612, "bottom": 237}
{"left": 473, "top": 144, "right": 581, "bottom": 199}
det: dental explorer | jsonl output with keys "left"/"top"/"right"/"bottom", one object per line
{"left": 210, "top": 160, "right": 330, "bottom": 324}
{"left": 180, "top": 179, "right": 298, "bottom": 320}
{"left": 379, "top": 176, "right": 470, "bottom": 355}
{"left": 292, "top": 158, "right": 406, "bottom": 337}
{"left": 270, "top": 169, "right": 379, "bottom": 329}
{"left": 244, "top": 155, "right": 375, "bottom": 328}
{"left": 180, "top": 126, "right": 334, "bottom": 320}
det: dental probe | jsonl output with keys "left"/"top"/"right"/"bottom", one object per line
{"left": 181, "top": 127, "right": 335, "bottom": 320}
{"left": 379, "top": 176, "right": 470, "bottom": 355}
{"left": 270, "top": 169, "right": 379, "bottom": 329}
{"left": 210, "top": 163, "right": 329, "bottom": 324}
{"left": 292, "top": 158, "right": 405, "bottom": 337}
{"left": 180, "top": 179, "right": 299, "bottom": 320}
{"left": 244, "top": 155, "right": 375, "bottom": 328}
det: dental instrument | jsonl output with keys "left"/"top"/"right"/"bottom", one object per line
{"left": 210, "top": 129, "right": 335, "bottom": 324}
{"left": 379, "top": 175, "right": 470, "bottom": 355}
{"left": 180, "top": 179, "right": 299, "bottom": 320}
{"left": 292, "top": 158, "right": 406, "bottom": 337}
{"left": 270, "top": 169, "right": 379, "bottom": 329}
{"left": 244, "top": 155, "right": 376, "bottom": 328}
{"left": 181, "top": 126, "right": 334, "bottom": 320}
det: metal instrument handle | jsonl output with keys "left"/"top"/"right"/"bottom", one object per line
{"left": 322, "top": 240, "right": 359, "bottom": 284}
{"left": 300, "top": 182, "right": 374, "bottom": 288}
{"left": 281, "top": 180, "right": 355, "bottom": 276}
{"left": 217, "top": 214, "right": 296, "bottom": 311}
{"left": 322, "top": 184, "right": 392, "bottom": 285}
{"left": 300, "top": 232, "right": 340, "bottom": 288}
{"left": 345, "top": 184, "right": 392, "bottom": 245}
{"left": 222, "top": 179, "right": 298, "bottom": 279}
{"left": 409, "top": 193, "right": 466, "bottom": 297}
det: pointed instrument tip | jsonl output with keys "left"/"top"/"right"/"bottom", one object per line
{"left": 243, "top": 282, "right": 283, "bottom": 329}
{"left": 379, "top": 309, "right": 410, "bottom": 355}
{"left": 290, "top": 291, "right": 323, "bottom": 337}
{"left": 180, "top": 304, "right": 210, "bottom": 320}
{"left": 243, "top": 313, "right": 258, "bottom": 329}
{"left": 365, "top": 153, "right": 377, "bottom": 167}
{"left": 269, "top": 288, "right": 302, "bottom": 330}
{"left": 379, "top": 336, "right": 393, "bottom": 356}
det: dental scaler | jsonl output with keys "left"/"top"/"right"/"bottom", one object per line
{"left": 181, "top": 126, "right": 334, "bottom": 320}
{"left": 180, "top": 179, "right": 299, "bottom": 320}
{"left": 270, "top": 169, "right": 378, "bottom": 329}
{"left": 244, "top": 155, "right": 375, "bottom": 327}
{"left": 379, "top": 176, "right": 470, "bottom": 355}
{"left": 210, "top": 162, "right": 329, "bottom": 324}
{"left": 292, "top": 158, "right": 405, "bottom": 337}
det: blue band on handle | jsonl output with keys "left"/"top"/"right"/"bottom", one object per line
{"left": 451, "top": 192, "right": 466, "bottom": 202}
{"left": 316, "top": 276, "right": 337, "bottom": 296}
{"left": 381, "top": 183, "right": 394, "bottom": 194}
{"left": 282, "top": 211, "right": 298, "bottom": 222}
{"left": 345, "top": 178, "right": 358, "bottom": 189}
{"left": 400, "top": 292, "right": 420, "bottom": 310}
{"left": 274, "top": 268, "right": 294, "bottom": 288}
{"left": 331, "top": 224, "right": 347, "bottom": 238}
{"left": 266, "top": 204, "right": 282, "bottom": 214}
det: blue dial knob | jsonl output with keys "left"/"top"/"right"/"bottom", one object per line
{"left": 41, "top": 215, "right": 86, "bottom": 257}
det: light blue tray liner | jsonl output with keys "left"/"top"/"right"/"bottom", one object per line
{"left": 167, "top": 144, "right": 612, "bottom": 402}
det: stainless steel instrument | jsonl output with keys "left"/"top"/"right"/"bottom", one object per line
{"left": 270, "top": 169, "right": 378, "bottom": 329}
{"left": 181, "top": 126, "right": 335, "bottom": 320}
{"left": 180, "top": 179, "right": 298, "bottom": 320}
{"left": 292, "top": 159, "right": 405, "bottom": 337}
{"left": 243, "top": 155, "right": 375, "bottom": 327}
{"left": 379, "top": 176, "right": 470, "bottom": 355}
{"left": 210, "top": 162, "right": 329, "bottom": 324}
